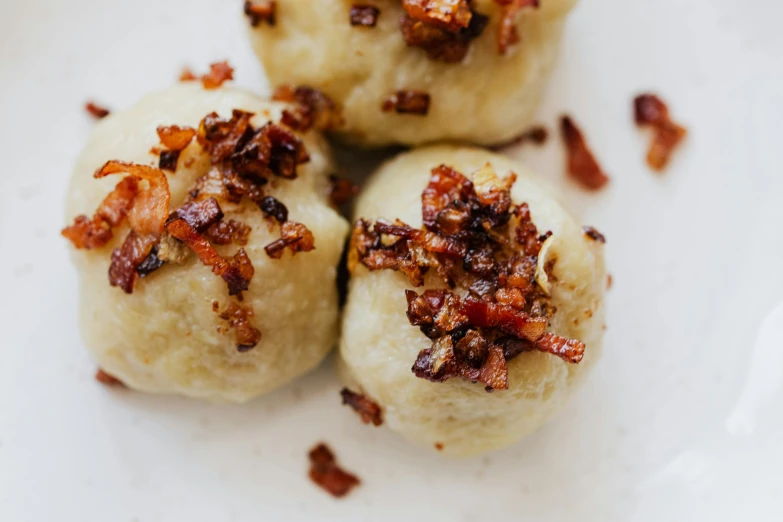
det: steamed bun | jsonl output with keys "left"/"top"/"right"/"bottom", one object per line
{"left": 247, "top": 0, "right": 578, "bottom": 147}
{"left": 340, "top": 145, "right": 605, "bottom": 456}
{"left": 64, "top": 83, "right": 349, "bottom": 402}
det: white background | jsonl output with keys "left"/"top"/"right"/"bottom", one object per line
{"left": 1, "top": 0, "right": 782, "bottom": 520}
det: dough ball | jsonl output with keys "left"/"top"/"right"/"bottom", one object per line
{"left": 65, "top": 83, "right": 349, "bottom": 402}
{"left": 247, "top": 0, "right": 577, "bottom": 147}
{"left": 340, "top": 145, "right": 605, "bottom": 456}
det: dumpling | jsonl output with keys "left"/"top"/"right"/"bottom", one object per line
{"left": 63, "top": 82, "right": 349, "bottom": 402}
{"left": 339, "top": 145, "right": 606, "bottom": 456}
{"left": 246, "top": 0, "right": 578, "bottom": 147}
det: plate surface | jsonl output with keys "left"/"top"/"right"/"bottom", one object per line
{"left": 1, "top": 0, "right": 782, "bottom": 520}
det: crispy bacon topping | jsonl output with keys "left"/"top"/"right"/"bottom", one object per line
{"left": 560, "top": 116, "right": 610, "bottom": 191}
{"left": 157, "top": 125, "right": 196, "bottom": 152}
{"left": 167, "top": 197, "right": 224, "bottom": 233}
{"left": 214, "top": 300, "right": 262, "bottom": 351}
{"left": 206, "top": 220, "right": 251, "bottom": 245}
{"left": 350, "top": 164, "right": 586, "bottom": 391}
{"left": 634, "top": 94, "right": 687, "bottom": 171}
{"left": 328, "top": 175, "right": 359, "bottom": 207}
{"left": 179, "top": 67, "right": 197, "bottom": 82}
{"left": 273, "top": 85, "right": 343, "bottom": 132}
{"left": 95, "top": 368, "right": 125, "bottom": 387}
{"left": 182, "top": 61, "right": 235, "bottom": 90}
{"left": 496, "top": 0, "right": 540, "bottom": 55}
{"left": 340, "top": 388, "right": 384, "bottom": 426}
{"left": 402, "top": 0, "right": 473, "bottom": 32}
{"left": 244, "top": 0, "right": 276, "bottom": 27}
{"left": 350, "top": 5, "right": 380, "bottom": 27}
{"left": 265, "top": 221, "right": 315, "bottom": 259}
{"left": 85, "top": 101, "right": 110, "bottom": 119}
{"left": 308, "top": 444, "right": 361, "bottom": 498}
{"left": 399, "top": 7, "right": 488, "bottom": 63}
{"left": 382, "top": 90, "right": 431, "bottom": 115}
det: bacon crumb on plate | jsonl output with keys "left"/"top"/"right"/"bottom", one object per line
{"left": 381, "top": 90, "right": 431, "bottom": 115}
{"left": 308, "top": 443, "right": 360, "bottom": 498}
{"left": 95, "top": 368, "right": 125, "bottom": 387}
{"left": 340, "top": 388, "right": 383, "bottom": 426}
{"left": 85, "top": 101, "right": 110, "bottom": 119}
{"left": 560, "top": 116, "right": 610, "bottom": 190}
{"left": 633, "top": 93, "right": 687, "bottom": 171}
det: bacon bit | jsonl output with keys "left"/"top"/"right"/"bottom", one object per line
{"left": 85, "top": 101, "right": 110, "bottom": 119}
{"left": 350, "top": 163, "right": 587, "bottom": 391}
{"left": 95, "top": 368, "right": 125, "bottom": 387}
{"left": 62, "top": 176, "right": 140, "bottom": 249}
{"left": 273, "top": 85, "right": 343, "bottom": 132}
{"left": 179, "top": 67, "right": 197, "bottom": 82}
{"left": 264, "top": 221, "right": 315, "bottom": 259}
{"left": 136, "top": 246, "right": 164, "bottom": 277}
{"left": 157, "top": 125, "right": 197, "bottom": 151}
{"left": 496, "top": 0, "right": 540, "bottom": 55}
{"left": 434, "top": 442, "right": 444, "bottom": 451}
{"left": 402, "top": 0, "right": 473, "bottom": 32}
{"left": 258, "top": 195, "right": 289, "bottom": 223}
{"left": 109, "top": 231, "right": 157, "bottom": 293}
{"left": 606, "top": 273, "right": 613, "bottom": 289}
{"left": 215, "top": 300, "right": 261, "bottom": 351}
{"left": 159, "top": 151, "right": 180, "bottom": 171}
{"left": 244, "top": 0, "right": 276, "bottom": 27}
{"left": 560, "top": 116, "right": 610, "bottom": 190}
{"left": 205, "top": 219, "right": 251, "bottom": 245}
{"left": 167, "top": 198, "right": 224, "bottom": 233}
{"left": 340, "top": 388, "right": 383, "bottom": 426}
{"left": 381, "top": 90, "right": 430, "bottom": 115}
{"left": 328, "top": 175, "right": 359, "bottom": 207}
{"left": 399, "top": 9, "right": 488, "bottom": 62}
{"left": 166, "top": 218, "right": 254, "bottom": 296}
{"left": 350, "top": 5, "right": 380, "bottom": 27}
{"left": 308, "top": 444, "right": 360, "bottom": 498}
{"left": 201, "top": 61, "right": 234, "bottom": 90}
{"left": 583, "top": 226, "right": 606, "bottom": 244}
{"left": 634, "top": 94, "right": 687, "bottom": 171}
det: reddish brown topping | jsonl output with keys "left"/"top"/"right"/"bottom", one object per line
{"left": 265, "top": 221, "right": 315, "bottom": 259}
{"left": 215, "top": 300, "right": 262, "bottom": 351}
{"left": 434, "top": 442, "right": 444, "bottom": 450}
{"left": 328, "top": 175, "right": 359, "bottom": 207}
{"left": 85, "top": 101, "right": 110, "bottom": 119}
{"left": 62, "top": 176, "right": 139, "bottom": 249}
{"left": 179, "top": 68, "right": 197, "bottom": 82}
{"left": 157, "top": 125, "right": 197, "bottom": 151}
{"left": 634, "top": 94, "right": 687, "bottom": 171}
{"left": 273, "top": 85, "right": 343, "bottom": 132}
{"left": 168, "top": 198, "right": 224, "bottom": 233}
{"left": 95, "top": 368, "right": 125, "bottom": 387}
{"left": 399, "top": 8, "right": 488, "bottom": 63}
{"left": 560, "top": 116, "right": 610, "bottom": 191}
{"left": 244, "top": 0, "right": 276, "bottom": 27}
{"left": 496, "top": 0, "right": 540, "bottom": 55}
{"left": 258, "top": 195, "right": 289, "bottom": 224}
{"left": 350, "top": 5, "right": 380, "bottom": 27}
{"left": 109, "top": 231, "right": 158, "bottom": 293}
{"left": 340, "top": 388, "right": 384, "bottom": 426}
{"left": 583, "top": 226, "right": 606, "bottom": 243}
{"left": 200, "top": 61, "right": 235, "bottom": 90}
{"left": 205, "top": 220, "right": 251, "bottom": 246}
{"left": 606, "top": 273, "right": 613, "bottom": 289}
{"left": 491, "top": 125, "right": 549, "bottom": 150}
{"left": 308, "top": 444, "right": 361, "bottom": 498}
{"left": 402, "top": 0, "right": 473, "bottom": 32}
{"left": 166, "top": 218, "right": 254, "bottom": 296}
{"left": 350, "top": 164, "right": 585, "bottom": 391}
{"left": 382, "top": 90, "right": 431, "bottom": 115}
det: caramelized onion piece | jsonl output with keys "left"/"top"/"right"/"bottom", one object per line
{"left": 634, "top": 94, "right": 687, "bottom": 171}
{"left": 560, "top": 116, "right": 610, "bottom": 190}
{"left": 166, "top": 218, "right": 254, "bottom": 296}
{"left": 157, "top": 125, "right": 197, "bottom": 151}
{"left": 85, "top": 101, "right": 110, "bottom": 119}
{"left": 340, "top": 388, "right": 384, "bottom": 426}
{"left": 382, "top": 90, "right": 431, "bottom": 115}
{"left": 308, "top": 444, "right": 361, "bottom": 498}
{"left": 264, "top": 221, "right": 315, "bottom": 259}
{"left": 350, "top": 5, "right": 380, "bottom": 27}
{"left": 244, "top": 0, "right": 276, "bottom": 27}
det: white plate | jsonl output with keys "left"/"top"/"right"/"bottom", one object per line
{"left": 1, "top": 0, "right": 782, "bottom": 520}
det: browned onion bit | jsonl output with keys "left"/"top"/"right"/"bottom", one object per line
{"left": 95, "top": 368, "right": 125, "bottom": 387}
{"left": 350, "top": 5, "right": 380, "bottom": 27}
{"left": 244, "top": 0, "right": 276, "bottom": 27}
{"left": 634, "top": 93, "right": 687, "bottom": 171}
{"left": 560, "top": 116, "right": 610, "bottom": 191}
{"left": 215, "top": 300, "right": 262, "bottom": 351}
{"left": 340, "top": 388, "right": 384, "bottom": 426}
{"left": 349, "top": 163, "right": 587, "bottom": 391}
{"left": 308, "top": 444, "right": 361, "bottom": 498}
{"left": 381, "top": 90, "right": 431, "bottom": 115}
{"left": 85, "top": 101, "right": 110, "bottom": 119}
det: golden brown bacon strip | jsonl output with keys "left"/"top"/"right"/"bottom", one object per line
{"left": 264, "top": 221, "right": 315, "bottom": 259}
{"left": 535, "top": 332, "right": 585, "bottom": 364}
{"left": 308, "top": 444, "right": 361, "bottom": 498}
{"left": 244, "top": 0, "right": 276, "bottom": 27}
{"left": 461, "top": 297, "right": 548, "bottom": 341}
{"left": 165, "top": 218, "right": 254, "bottom": 296}
{"left": 85, "top": 101, "right": 110, "bottom": 119}
{"left": 350, "top": 5, "right": 380, "bottom": 27}
{"left": 634, "top": 94, "right": 687, "bottom": 171}
{"left": 214, "top": 300, "right": 262, "bottom": 351}
{"left": 340, "top": 388, "right": 384, "bottom": 426}
{"left": 62, "top": 176, "right": 139, "bottom": 249}
{"left": 560, "top": 116, "right": 610, "bottom": 191}
{"left": 382, "top": 90, "right": 431, "bottom": 115}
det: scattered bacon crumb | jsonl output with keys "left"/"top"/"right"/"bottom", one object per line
{"left": 633, "top": 93, "right": 687, "bottom": 171}
{"left": 85, "top": 101, "right": 110, "bottom": 119}
{"left": 340, "top": 388, "right": 383, "bottom": 426}
{"left": 496, "top": 0, "right": 540, "bottom": 55}
{"left": 244, "top": 0, "right": 276, "bottom": 27}
{"left": 62, "top": 176, "right": 139, "bottom": 249}
{"left": 273, "top": 85, "right": 343, "bottom": 132}
{"left": 434, "top": 442, "right": 444, "bottom": 451}
{"left": 179, "top": 68, "right": 197, "bottom": 82}
{"left": 402, "top": 0, "right": 473, "bottom": 32}
{"left": 328, "top": 175, "right": 359, "bottom": 207}
{"left": 308, "top": 444, "right": 360, "bottom": 498}
{"left": 560, "top": 116, "right": 610, "bottom": 190}
{"left": 583, "top": 226, "right": 606, "bottom": 244}
{"left": 606, "top": 274, "right": 613, "bottom": 289}
{"left": 202, "top": 61, "right": 234, "bottom": 90}
{"left": 95, "top": 368, "right": 125, "bottom": 387}
{"left": 168, "top": 198, "right": 224, "bottom": 233}
{"left": 350, "top": 5, "right": 380, "bottom": 27}
{"left": 205, "top": 219, "right": 251, "bottom": 245}
{"left": 215, "top": 300, "right": 262, "bottom": 351}
{"left": 258, "top": 195, "right": 289, "bottom": 224}
{"left": 382, "top": 90, "right": 430, "bottom": 115}
{"left": 264, "top": 221, "right": 315, "bottom": 259}
{"left": 157, "top": 125, "right": 197, "bottom": 151}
